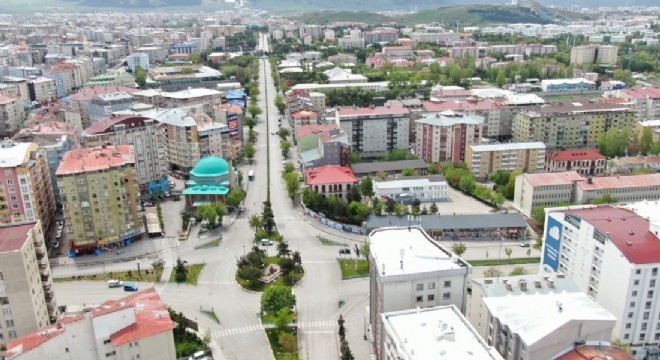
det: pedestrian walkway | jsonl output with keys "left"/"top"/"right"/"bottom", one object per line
{"left": 211, "top": 320, "right": 336, "bottom": 338}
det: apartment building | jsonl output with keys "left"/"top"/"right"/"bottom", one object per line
{"left": 513, "top": 101, "right": 636, "bottom": 149}
{"left": 0, "top": 221, "right": 57, "bottom": 352}
{"left": 194, "top": 113, "right": 238, "bottom": 161}
{"left": 409, "top": 32, "right": 460, "bottom": 44}
{"left": 513, "top": 171, "right": 585, "bottom": 217}
{"left": 336, "top": 105, "right": 410, "bottom": 160}
{"left": 213, "top": 103, "right": 244, "bottom": 144}
{"left": 415, "top": 113, "right": 484, "bottom": 163}
{"left": 296, "top": 124, "right": 351, "bottom": 170}
{"left": 0, "top": 141, "right": 56, "bottom": 229}
{"left": 363, "top": 29, "right": 398, "bottom": 45}
{"left": 608, "top": 155, "right": 660, "bottom": 174}
{"left": 149, "top": 65, "right": 223, "bottom": 86}
{"left": 56, "top": 145, "right": 142, "bottom": 253}
{"left": 422, "top": 98, "right": 500, "bottom": 138}
{"left": 380, "top": 305, "right": 502, "bottom": 360}
{"left": 615, "top": 87, "right": 660, "bottom": 121}
{"left": 466, "top": 142, "right": 546, "bottom": 180}
{"left": 635, "top": 119, "right": 660, "bottom": 141}
{"left": 541, "top": 203, "right": 660, "bottom": 357}
{"left": 82, "top": 115, "right": 168, "bottom": 193}
{"left": 6, "top": 288, "right": 176, "bottom": 360}
{"left": 373, "top": 175, "right": 449, "bottom": 203}
{"left": 27, "top": 76, "right": 57, "bottom": 103}
{"left": 0, "top": 94, "right": 26, "bottom": 135}
{"left": 570, "top": 45, "right": 619, "bottom": 65}
{"left": 68, "top": 86, "right": 140, "bottom": 128}
{"left": 136, "top": 46, "right": 167, "bottom": 63}
{"left": 87, "top": 92, "right": 136, "bottom": 125}
{"left": 545, "top": 148, "right": 607, "bottom": 176}
{"left": 468, "top": 274, "right": 615, "bottom": 360}
{"left": 449, "top": 46, "right": 479, "bottom": 59}
{"left": 493, "top": 91, "right": 545, "bottom": 139}
{"left": 160, "top": 88, "right": 224, "bottom": 109}
{"left": 368, "top": 227, "right": 471, "bottom": 359}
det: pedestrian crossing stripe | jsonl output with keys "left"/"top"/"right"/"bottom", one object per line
{"left": 212, "top": 321, "right": 336, "bottom": 338}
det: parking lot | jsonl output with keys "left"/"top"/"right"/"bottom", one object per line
{"left": 435, "top": 186, "right": 496, "bottom": 215}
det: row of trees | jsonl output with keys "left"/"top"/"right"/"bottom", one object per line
{"left": 443, "top": 163, "right": 506, "bottom": 208}
{"left": 598, "top": 126, "right": 660, "bottom": 158}
{"left": 195, "top": 203, "right": 227, "bottom": 229}
{"left": 248, "top": 200, "right": 277, "bottom": 238}
{"left": 282, "top": 162, "right": 301, "bottom": 202}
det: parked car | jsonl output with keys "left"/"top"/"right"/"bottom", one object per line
{"left": 339, "top": 248, "right": 351, "bottom": 255}
{"left": 108, "top": 280, "right": 124, "bottom": 288}
{"left": 123, "top": 284, "right": 138, "bottom": 292}
{"left": 56, "top": 230, "right": 62, "bottom": 239}
{"left": 187, "top": 351, "right": 210, "bottom": 360}
{"left": 519, "top": 242, "right": 531, "bottom": 248}
{"left": 261, "top": 239, "right": 273, "bottom": 246}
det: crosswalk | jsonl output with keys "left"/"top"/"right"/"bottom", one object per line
{"left": 212, "top": 320, "right": 336, "bottom": 338}
{"left": 233, "top": 216, "right": 299, "bottom": 224}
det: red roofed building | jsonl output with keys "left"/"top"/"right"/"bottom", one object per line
{"left": 611, "top": 86, "right": 660, "bottom": 121}
{"left": 291, "top": 110, "right": 319, "bottom": 128}
{"left": 304, "top": 165, "right": 357, "bottom": 198}
{"left": 423, "top": 98, "right": 501, "bottom": 138}
{"left": 544, "top": 203, "right": 660, "bottom": 353}
{"left": 545, "top": 148, "right": 607, "bottom": 176}
{"left": 68, "top": 86, "right": 141, "bottom": 128}
{"left": 555, "top": 344, "right": 634, "bottom": 360}
{"left": 6, "top": 288, "right": 176, "bottom": 360}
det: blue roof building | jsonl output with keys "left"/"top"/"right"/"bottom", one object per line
{"left": 183, "top": 156, "right": 236, "bottom": 207}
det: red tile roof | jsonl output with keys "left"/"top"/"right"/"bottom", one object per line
{"left": 0, "top": 222, "right": 37, "bottom": 253}
{"left": 68, "top": 86, "right": 140, "bottom": 101}
{"left": 423, "top": 99, "right": 500, "bottom": 112}
{"left": 577, "top": 173, "right": 660, "bottom": 191}
{"left": 56, "top": 145, "right": 135, "bottom": 175}
{"left": 337, "top": 105, "right": 409, "bottom": 117}
{"left": 524, "top": 171, "right": 585, "bottom": 187}
{"left": 621, "top": 86, "right": 660, "bottom": 99}
{"left": 546, "top": 148, "right": 606, "bottom": 162}
{"left": 217, "top": 103, "right": 243, "bottom": 115}
{"left": 83, "top": 115, "right": 149, "bottom": 135}
{"left": 292, "top": 110, "right": 318, "bottom": 118}
{"left": 0, "top": 94, "right": 19, "bottom": 105}
{"left": 296, "top": 124, "right": 339, "bottom": 138}
{"left": 555, "top": 345, "right": 634, "bottom": 360}
{"left": 564, "top": 206, "right": 660, "bottom": 264}
{"left": 5, "top": 323, "right": 66, "bottom": 358}
{"left": 305, "top": 165, "right": 357, "bottom": 185}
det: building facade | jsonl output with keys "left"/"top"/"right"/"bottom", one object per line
{"left": 183, "top": 156, "right": 236, "bottom": 208}
{"left": 422, "top": 99, "right": 501, "bottom": 139}
{"left": 304, "top": 165, "right": 358, "bottom": 199}
{"left": 415, "top": 113, "right": 484, "bottom": 163}
{"left": 337, "top": 106, "right": 410, "bottom": 160}
{"left": 87, "top": 92, "right": 136, "bottom": 125}
{"left": 373, "top": 175, "right": 449, "bottom": 203}
{"left": 0, "top": 221, "right": 57, "bottom": 351}
{"left": 0, "top": 94, "right": 26, "bottom": 136}
{"left": 56, "top": 145, "right": 142, "bottom": 253}
{"left": 545, "top": 148, "right": 607, "bottom": 176}
{"left": 466, "top": 142, "right": 546, "bottom": 180}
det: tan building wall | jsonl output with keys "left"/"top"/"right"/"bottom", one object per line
{"left": 466, "top": 143, "right": 545, "bottom": 180}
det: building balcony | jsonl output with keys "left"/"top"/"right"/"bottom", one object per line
{"left": 38, "top": 262, "right": 48, "bottom": 270}
{"left": 42, "top": 283, "right": 51, "bottom": 292}
{"left": 44, "top": 290, "right": 54, "bottom": 302}
{"left": 41, "top": 274, "right": 50, "bottom": 282}
{"left": 36, "top": 249, "right": 45, "bottom": 260}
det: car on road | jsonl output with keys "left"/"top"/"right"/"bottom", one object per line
{"left": 108, "top": 280, "right": 124, "bottom": 288}
{"left": 238, "top": 206, "right": 245, "bottom": 213}
{"left": 339, "top": 248, "right": 351, "bottom": 255}
{"left": 123, "top": 284, "right": 138, "bottom": 292}
{"left": 261, "top": 239, "right": 273, "bottom": 246}
{"left": 519, "top": 242, "right": 531, "bottom": 247}
{"left": 187, "top": 351, "right": 210, "bottom": 360}
{"left": 56, "top": 229, "right": 62, "bottom": 239}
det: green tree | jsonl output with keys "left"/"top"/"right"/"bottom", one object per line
{"left": 533, "top": 206, "right": 547, "bottom": 227}
{"left": 196, "top": 203, "right": 221, "bottom": 229}
{"left": 249, "top": 214, "right": 263, "bottom": 234}
{"left": 641, "top": 127, "right": 654, "bottom": 155}
{"left": 262, "top": 201, "right": 276, "bottom": 234}
{"left": 284, "top": 172, "right": 300, "bottom": 202}
{"left": 509, "top": 266, "right": 527, "bottom": 276}
{"left": 278, "top": 332, "right": 297, "bottom": 353}
{"left": 278, "top": 128, "right": 291, "bottom": 140}
{"left": 429, "top": 202, "right": 438, "bottom": 215}
{"left": 274, "top": 95, "right": 286, "bottom": 115}
{"left": 593, "top": 193, "right": 618, "bottom": 205}
{"left": 151, "top": 258, "right": 165, "bottom": 279}
{"left": 360, "top": 176, "right": 374, "bottom": 198}
{"left": 427, "top": 163, "right": 440, "bottom": 174}
{"left": 451, "top": 242, "right": 467, "bottom": 257}
{"left": 189, "top": 52, "right": 201, "bottom": 64}
{"left": 459, "top": 174, "right": 476, "bottom": 193}
{"left": 402, "top": 168, "right": 416, "bottom": 176}
{"left": 260, "top": 285, "right": 296, "bottom": 316}
{"left": 504, "top": 247, "right": 513, "bottom": 259}
{"left": 493, "top": 192, "right": 505, "bottom": 208}
{"left": 495, "top": 69, "right": 506, "bottom": 88}
{"left": 346, "top": 185, "right": 362, "bottom": 204}
{"left": 244, "top": 143, "right": 256, "bottom": 162}
{"left": 282, "top": 162, "right": 295, "bottom": 176}
{"left": 174, "top": 257, "right": 187, "bottom": 282}
{"left": 350, "top": 151, "right": 361, "bottom": 164}
{"left": 134, "top": 66, "right": 147, "bottom": 88}
{"left": 376, "top": 170, "right": 386, "bottom": 180}
{"left": 180, "top": 67, "right": 195, "bottom": 74}
{"left": 248, "top": 104, "right": 262, "bottom": 118}
{"left": 393, "top": 203, "right": 406, "bottom": 215}
{"left": 243, "top": 116, "right": 257, "bottom": 130}
{"left": 277, "top": 240, "right": 291, "bottom": 258}
{"left": 226, "top": 188, "right": 246, "bottom": 209}
{"left": 280, "top": 140, "right": 291, "bottom": 155}
{"left": 348, "top": 201, "right": 371, "bottom": 220}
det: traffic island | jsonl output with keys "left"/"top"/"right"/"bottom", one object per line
{"left": 338, "top": 259, "right": 369, "bottom": 280}
{"left": 235, "top": 245, "right": 304, "bottom": 292}
{"left": 169, "top": 261, "right": 205, "bottom": 285}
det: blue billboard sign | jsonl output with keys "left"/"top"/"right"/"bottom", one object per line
{"left": 542, "top": 215, "right": 562, "bottom": 272}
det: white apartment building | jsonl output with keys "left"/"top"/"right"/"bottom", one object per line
{"left": 369, "top": 227, "right": 472, "bottom": 359}
{"left": 135, "top": 46, "right": 167, "bottom": 63}
{"left": 513, "top": 171, "right": 585, "bottom": 217}
{"left": 81, "top": 114, "right": 168, "bottom": 190}
{"left": 336, "top": 105, "right": 410, "bottom": 159}
{"left": 615, "top": 87, "right": 660, "bottom": 121}
{"left": 27, "top": 77, "right": 56, "bottom": 103}
{"left": 0, "top": 221, "right": 56, "bottom": 351}
{"left": 541, "top": 202, "right": 660, "bottom": 358}
{"left": 468, "top": 274, "right": 616, "bottom": 360}
{"left": 596, "top": 45, "right": 619, "bottom": 66}
{"left": 0, "top": 94, "right": 26, "bottom": 135}
{"left": 338, "top": 37, "right": 365, "bottom": 49}
{"left": 415, "top": 113, "right": 484, "bottom": 163}
{"left": 373, "top": 175, "right": 449, "bottom": 203}
{"left": 380, "top": 305, "right": 503, "bottom": 360}
{"left": 6, "top": 288, "right": 176, "bottom": 360}
{"left": 126, "top": 53, "right": 150, "bottom": 72}
{"left": 466, "top": 142, "right": 546, "bottom": 180}
{"left": 87, "top": 92, "right": 136, "bottom": 125}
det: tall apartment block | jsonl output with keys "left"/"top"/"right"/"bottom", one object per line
{"left": 415, "top": 113, "right": 484, "bottom": 163}
{"left": 466, "top": 142, "right": 546, "bottom": 180}
{"left": 56, "top": 145, "right": 142, "bottom": 254}
{"left": 0, "top": 221, "right": 57, "bottom": 352}
{"left": 0, "top": 141, "right": 56, "bottom": 230}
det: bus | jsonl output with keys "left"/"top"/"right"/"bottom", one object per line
{"left": 248, "top": 170, "right": 255, "bottom": 181}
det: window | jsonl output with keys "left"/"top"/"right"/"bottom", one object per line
{"left": 632, "top": 291, "right": 638, "bottom": 296}
{"left": 624, "top": 334, "right": 630, "bottom": 340}
{"left": 644, "top": 312, "right": 650, "bottom": 320}
{"left": 8, "top": 330, "right": 17, "bottom": 339}
{"left": 651, "top": 279, "right": 656, "bottom": 287}
{"left": 428, "top": 294, "right": 435, "bottom": 301}
{"left": 443, "top": 292, "right": 451, "bottom": 300}
{"left": 628, "top": 312, "right": 634, "bottom": 318}
{"left": 631, "top": 302, "right": 636, "bottom": 307}
{"left": 634, "top": 280, "right": 640, "bottom": 285}
{"left": 626, "top": 323, "right": 632, "bottom": 329}
{"left": 416, "top": 296, "right": 423, "bottom": 303}
{"left": 428, "top": 282, "right": 436, "bottom": 290}
{"left": 636, "top": 269, "right": 642, "bottom": 275}
{"left": 444, "top": 280, "right": 451, "bottom": 288}
{"left": 0, "top": 297, "right": 8, "bottom": 305}
{"left": 653, "top": 268, "right": 658, "bottom": 276}
{"left": 640, "top": 334, "right": 645, "bottom": 341}
{"left": 6, "top": 319, "right": 14, "bottom": 327}
{"left": 642, "top": 323, "right": 648, "bottom": 331}
{"left": 648, "top": 290, "right": 654, "bottom": 298}
{"left": 655, "top": 333, "right": 660, "bottom": 341}
{"left": 3, "top": 308, "right": 11, "bottom": 317}
{"left": 416, "top": 283, "right": 423, "bottom": 291}
{"left": 646, "top": 302, "right": 652, "bottom": 310}
{"left": 104, "top": 339, "right": 111, "bottom": 345}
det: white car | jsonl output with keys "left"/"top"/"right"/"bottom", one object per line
{"left": 56, "top": 230, "right": 63, "bottom": 239}
{"left": 187, "top": 351, "right": 209, "bottom": 360}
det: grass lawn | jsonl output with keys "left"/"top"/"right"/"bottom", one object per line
{"left": 338, "top": 259, "right": 369, "bottom": 279}
{"left": 201, "top": 309, "right": 220, "bottom": 324}
{"left": 195, "top": 239, "right": 221, "bottom": 249}
{"left": 236, "top": 257, "right": 304, "bottom": 292}
{"left": 317, "top": 236, "right": 344, "bottom": 246}
{"left": 261, "top": 310, "right": 297, "bottom": 325}
{"left": 255, "top": 229, "right": 283, "bottom": 242}
{"left": 265, "top": 328, "right": 299, "bottom": 360}
{"left": 469, "top": 257, "right": 541, "bottom": 267}
{"left": 170, "top": 264, "right": 205, "bottom": 285}
{"left": 54, "top": 269, "right": 161, "bottom": 283}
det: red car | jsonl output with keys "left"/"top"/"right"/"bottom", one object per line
{"left": 172, "top": 174, "right": 181, "bottom": 180}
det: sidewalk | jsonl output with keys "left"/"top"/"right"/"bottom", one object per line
{"left": 298, "top": 209, "right": 367, "bottom": 243}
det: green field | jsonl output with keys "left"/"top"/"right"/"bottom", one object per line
{"left": 338, "top": 259, "right": 369, "bottom": 279}
{"left": 170, "top": 263, "right": 206, "bottom": 285}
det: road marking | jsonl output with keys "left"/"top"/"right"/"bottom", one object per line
{"left": 297, "top": 320, "right": 336, "bottom": 329}
{"left": 302, "top": 331, "right": 334, "bottom": 334}
{"left": 302, "top": 260, "right": 336, "bottom": 264}
{"left": 212, "top": 324, "right": 265, "bottom": 338}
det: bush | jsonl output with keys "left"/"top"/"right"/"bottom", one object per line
{"left": 278, "top": 332, "right": 298, "bottom": 353}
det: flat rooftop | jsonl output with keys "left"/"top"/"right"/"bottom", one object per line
{"left": 373, "top": 175, "right": 447, "bottom": 190}
{"left": 369, "top": 227, "right": 469, "bottom": 277}
{"left": 471, "top": 142, "right": 546, "bottom": 152}
{"left": 56, "top": 145, "right": 135, "bottom": 175}
{"left": 0, "top": 223, "right": 37, "bottom": 253}
{"left": 577, "top": 173, "right": 660, "bottom": 191}
{"left": 471, "top": 273, "right": 580, "bottom": 298}
{"left": 366, "top": 213, "right": 527, "bottom": 231}
{"left": 382, "top": 305, "right": 502, "bottom": 360}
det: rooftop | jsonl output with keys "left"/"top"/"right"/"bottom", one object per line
{"left": 546, "top": 148, "right": 605, "bottom": 162}
{"left": 562, "top": 206, "right": 660, "bottom": 264}
{"left": 0, "top": 141, "right": 37, "bottom": 168}
{"left": 422, "top": 99, "right": 500, "bottom": 113}
{"left": 351, "top": 159, "right": 428, "bottom": 175}
{"left": 366, "top": 213, "right": 527, "bottom": 231}
{"left": 523, "top": 171, "right": 584, "bottom": 187}
{"left": 381, "top": 305, "right": 502, "bottom": 360}
{"left": 83, "top": 115, "right": 150, "bottom": 135}
{"left": 471, "top": 273, "right": 580, "bottom": 298}
{"left": 337, "top": 105, "right": 409, "bottom": 117}
{"left": 161, "top": 88, "right": 222, "bottom": 99}
{"left": 304, "top": 165, "right": 357, "bottom": 185}
{"left": 68, "top": 86, "right": 140, "bottom": 101}
{"left": 577, "top": 173, "right": 660, "bottom": 191}
{"left": 483, "top": 292, "right": 615, "bottom": 346}
{"left": 416, "top": 113, "right": 485, "bottom": 127}
{"left": 521, "top": 101, "right": 632, "bottom": 116}
{"left": 56, "top": 145, "right": 135, "bottom": 176}
{"left": 296, "top": 124, "right": 339, "bottom": 138}
{"left": 369, "top": 227, "right": 469, "bottom": 277}
{"left": 471, "top": 142, "right": 546, "bottom": 152}
{"left": 115, "top": 108, "right": 197, "bottom": 127}
{"left": 555, "top": 344, "right": 635, "bottom": 360}
{"left": 0, "top": 94, "right": 19, "bottom": 105}
{"left": 374, "top": 174, "right": 447, "bottom": 190}
{"left": 0, "top": 222, "right": 38, "bottom": 253}
{"left": 620, "top": 86, "right": 660, "bottom": 99}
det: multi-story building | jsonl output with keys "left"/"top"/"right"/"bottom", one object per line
{"left": 0, "top": 141, "right": 56, "bottom": 229}
{"left": 415, "top": 113, "right": 484, "bottom": 163}
{"left": 541, "top": 202, "right": 660, "bottom": 357}
{"left": 337, "top": 37, "right": 365, "bottom": 49}
{"left": 545, "top": 148, "right": 607, "bottom": 176}
{"left": 6, "top": 288, "right": 176, "bottom": 360}
{"left": 615, "top": 87, "right": 660, "bottom": 121}
{"left": 596, "top": 45, "right": 619, "bottom": 65}
{"left": 363, "top": 29, "right": 398, "bottom": 45}
{"left": 373, "top": 175, "right": 449, "bottom": 203}
{"left": 296, "top": 124, "right": 351, "bottom": 170}
{"left": 291, "top": 110, "right": 319, "bottom": 128}
{"left": 82, "top": 115, "right": 168, "bottom": 193}
{"left": 468, "top": 273, "right": 616, "bottom": 360}
{"left": 87, "top": 92, "right": 136, "bottom": 125}
{"left": 449, "top": 46, "right": 479, "bottom": 59}
{"left": 379, "top": 305, "right": 502, "bottom": 360}
{"left": 466, "top": 142, "right": 546, "bottom": 179}
{"left": 575, "top": 173, "right": 660, "bottom": 204}
{"left": 0, "top": 79, "right": 30, "bottom": 107}
{"left": 160, "top": 88, "right": 224, "bottom": 109}
{"left": 541, "top": 78, "right": 597, "bottom": 92}
{"left": 635, "top": 119, "right": 660, "bottom": 141}
{"left": 126, "top": 53, "right": 150, "bottom": 72}
{"left": 0, "top": 94, "right": 26, "bottom": 136}
{"left": 149, "top": 65, "right": 223, "bottom": 86}
{"left": 336, "top": 105, "right": 410, "bottom": 160}
{"left": 27, "top": 76, "right": 56, "bottom": 103}
{"left": 570, "top": 45, "right": 619, "bottom": 65}
{"left": 56, "top": 145, "right": 142, "bottom": 253}
{"left": 135, "top": 46, "right": 167, "bottom": 63}
{"left": 68, "top": 86, "right": 140, "bottom": 128}
{"left": 422, "top": 99, "right": 500, "bottom": 138}
{"left": 409, "top": 32, "right": 460, "bottom": 44}
{"left": 369, "top": 226, "right": 471, "bottom": 359}
{"left": 299, "top": 25, "right": 322, "bottom": 40}
{"left": 513, "top": 171, "right": 585, "bottom": 217}
{"left": 213, "top": 103, "right": 244, "bottom": 145}
{"left": 513, "top": 101, "right": 636, "bottom": 149}
{"left": 0, "top": 221, "right": 57, "bottom": 352}
{"left": 607, "top": 155, "right": 660, "bottom": 174}
{"left": 304, "top": 165, "right": 358, "bottom": 198}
